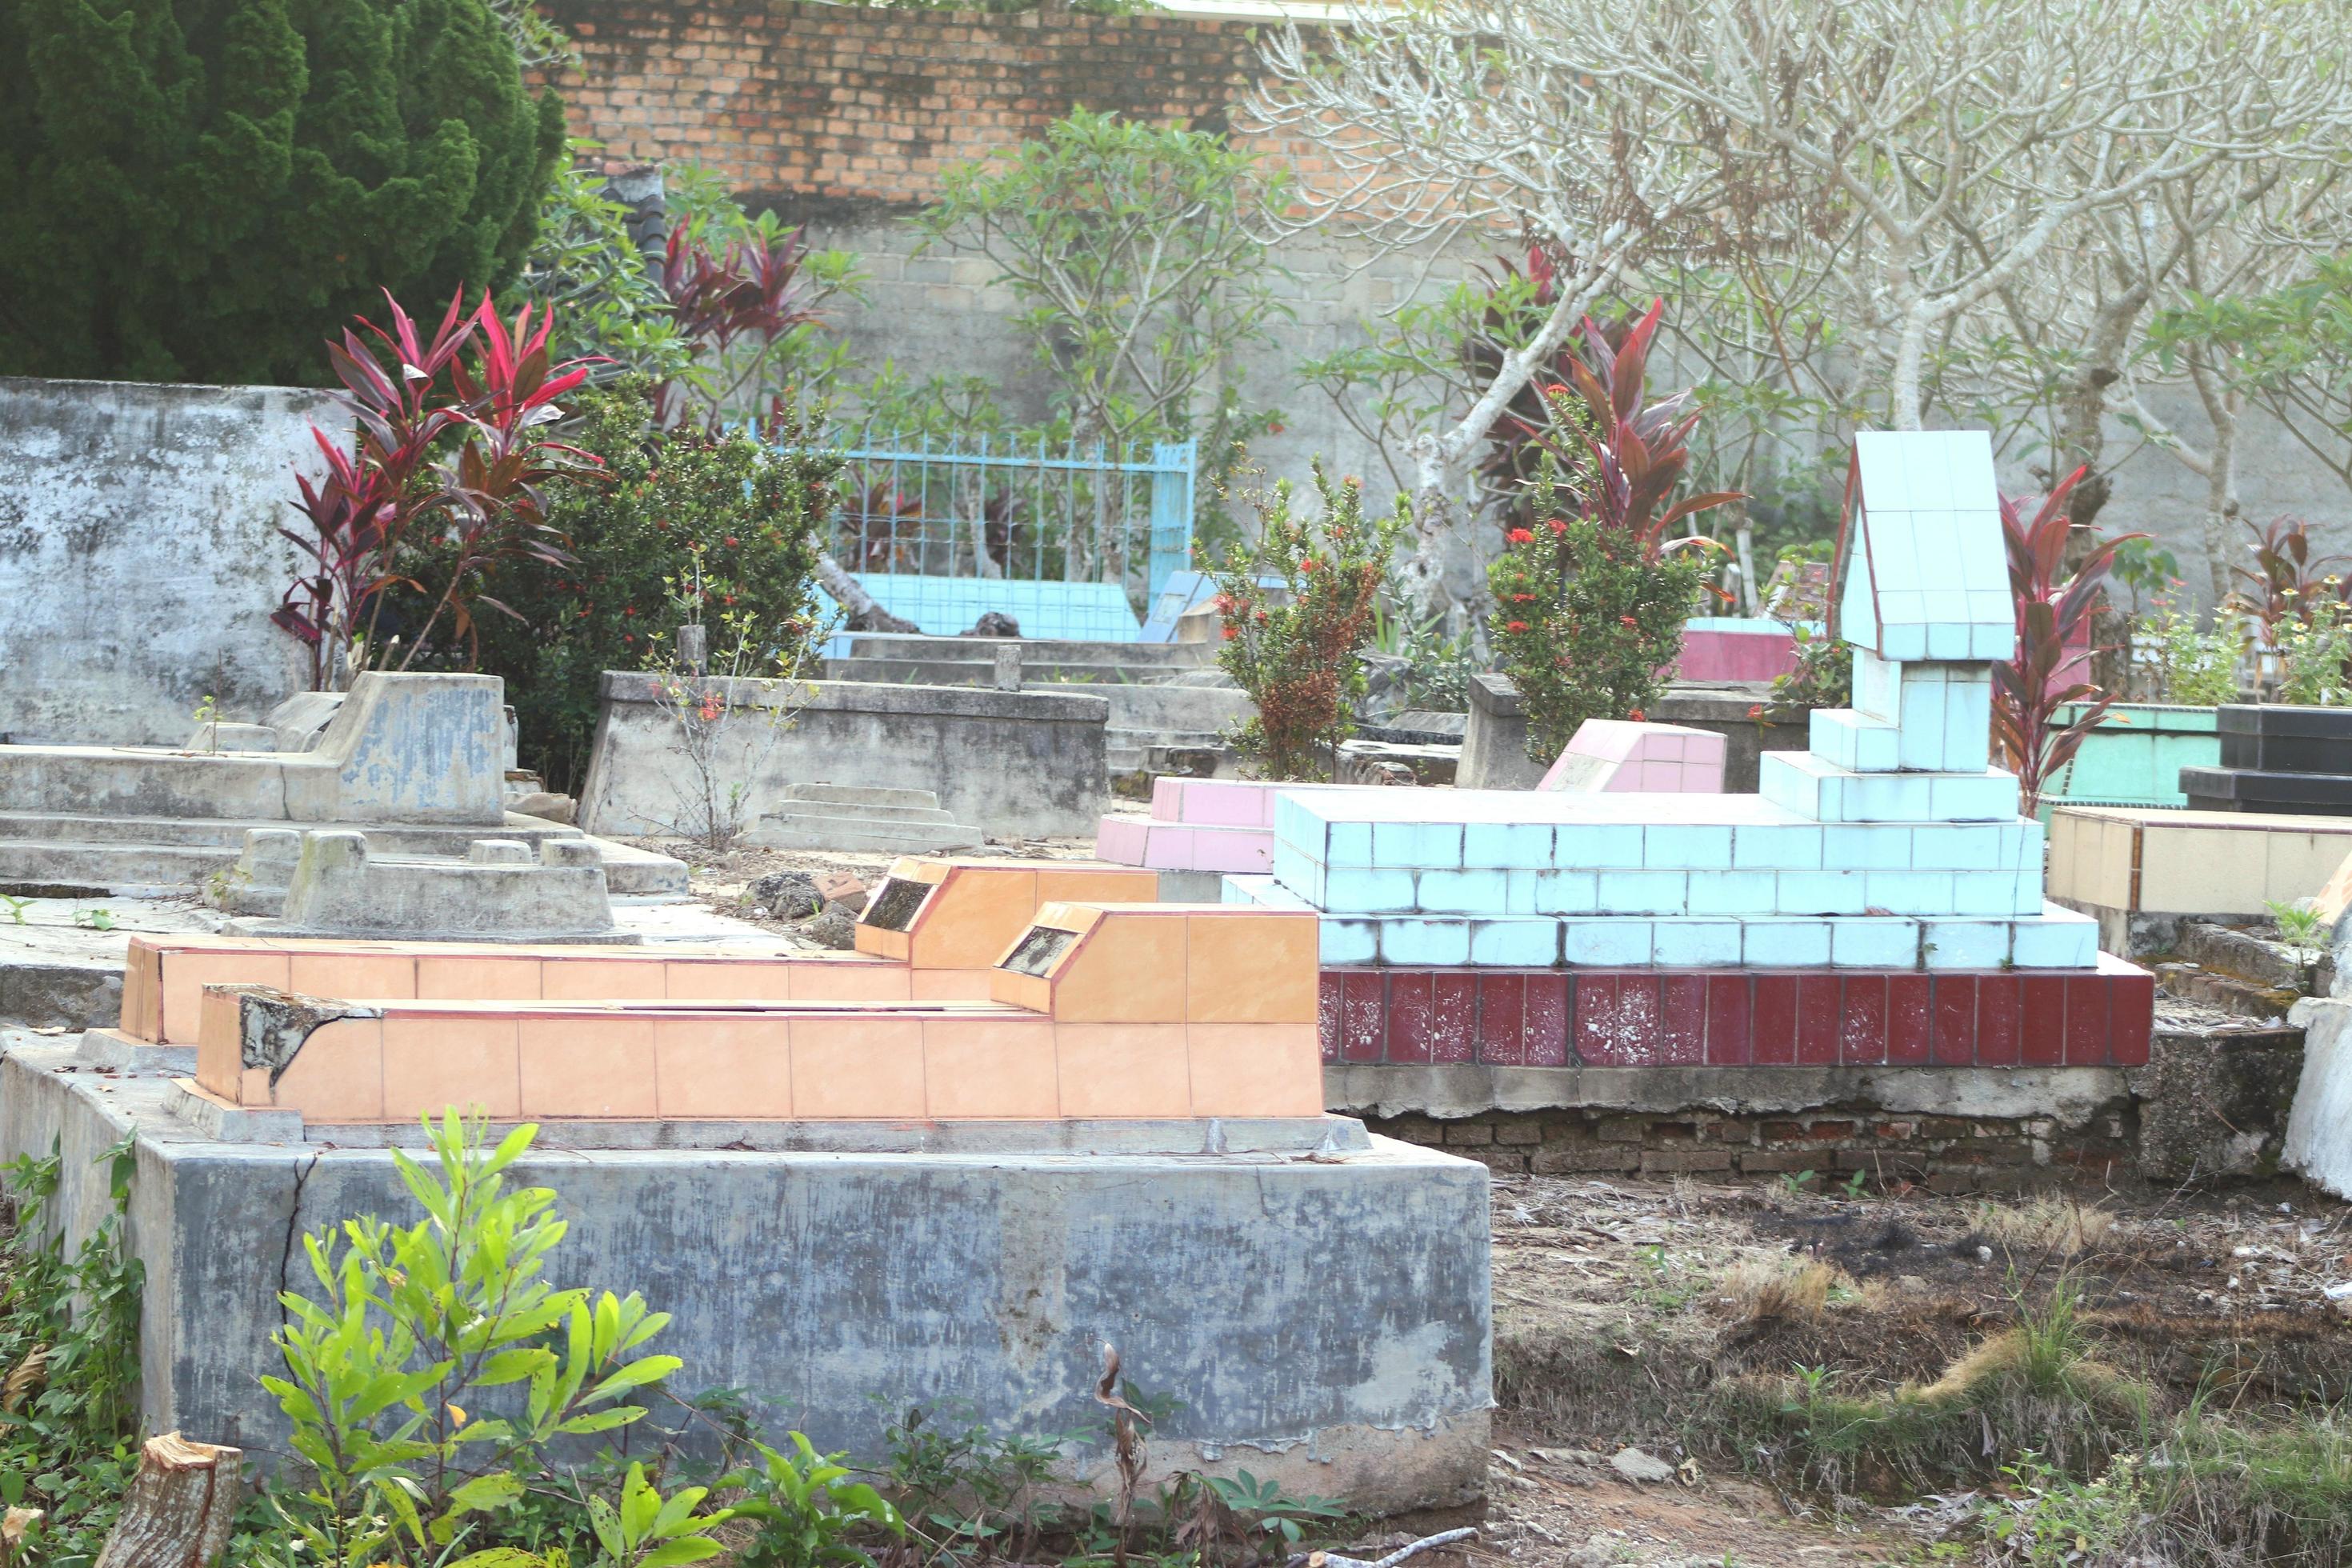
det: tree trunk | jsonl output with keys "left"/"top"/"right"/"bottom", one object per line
{"left": 95, "top": 1433, "right": 241, "bottom": 1568}
{"left": 2188, "top": 358, "right": 2242, "bottom": 609}
{"left": 1890, "top": 307, "right": 1931, "bottom": 430}
{"left": 1402, "top": 430, "right": 1470, "bottom": 625}
{"left": 815, "top": 553, "right": 918, "bottom": 634}
{"left": 2055, "top": 290, "right": 2146, "bottom": 566}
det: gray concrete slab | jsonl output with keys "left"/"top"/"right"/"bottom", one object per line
{"left": 0, "top": 1039, "right": 1491, "bottom": 1513}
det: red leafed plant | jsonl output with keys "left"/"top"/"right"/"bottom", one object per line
{"left": 1993, "top": 466, "right": 2143, "bottom": 814}
{"left": 274, "top": 290, "right": 603, "bottom": 686}
{"left": 2230, "top": 514, "right": 2349, "bottom": 636}
{"left": 656, "top": 222, "right": 824, "bottom": 432}
{"left": 1527, "top": 298, "right": 1743, "bottom": 555}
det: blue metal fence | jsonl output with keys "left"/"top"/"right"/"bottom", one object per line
{"left": 807, "top": 430, "right": 1198, "bottom": 618}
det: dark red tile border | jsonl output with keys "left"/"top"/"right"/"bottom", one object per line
{"left": 1316, "top": 962, "right": 2157, "bottom": 1071}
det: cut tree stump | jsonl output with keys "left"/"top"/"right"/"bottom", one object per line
{"left": 94, "top": 1432, "right": 242, "bottom": 1568}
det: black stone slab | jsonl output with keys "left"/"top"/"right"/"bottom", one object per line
{"left": 2180, "top": 765, "right": 2352, "bottom": 816}
{"left": 2216, "top": 704, "right": 2352, "bottom": 774}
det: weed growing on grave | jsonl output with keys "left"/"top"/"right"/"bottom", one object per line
{"left": 0, "top": 895, "right": 28, "bottom": 926}
{"left": 71, "top": 907, "right": 115, "bottom": 932}
{"left": 2270, "top": 898, "right": 2330, "bottom": 969}
{"left": 0, "top": 1135, "right": 146, "bottom": 1563}
{"left": 263, "top": 1111, "right": 714, "bottom": 1564}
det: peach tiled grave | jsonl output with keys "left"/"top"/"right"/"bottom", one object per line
{"left": 178, "top": 905, "right": 1326, "bottom": 1128}
{"left": 106, "top": 859, "right": 1158, "bottom": 1054}
{"left": 2046, "top": 806, "right": 2352, "bottom": 954}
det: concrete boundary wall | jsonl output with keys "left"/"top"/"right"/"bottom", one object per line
{"left": 578, "top": 674, "right": 1111, "bottom": 840}
{"left": 0, "top": 378, "right": 330, "bottom": 744}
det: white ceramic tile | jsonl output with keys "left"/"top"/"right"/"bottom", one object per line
{"left": 1776, "top": 870, "right": 1868, "bottom": 914}
{"left": 1652, "top": 920, "right": 1742, "bottom": 966}
{"left": 1742, "top": 918, "right": 1832, "bottom": 966}
{"left": 1921, "top": 918, "right": 2010, "bottom": 969}
{"left": 1638, "top": 824, "right": 1734, "bottom": 869}
{"left": 1862, "top": 870, "right": 1954, "bottom": 914}
{"left": 1686, "top": 870, "right": 1780, "bottom": 913}
{"left": 1831, "top": 917, "right": 1921, "bottom": 967}
{"left": 1596, "top": 870, "right": 1689, "bottom": 914}
{"left": 1562, "top": 920, "right": 1652, "bottom": 966}
{"left": 1320, "top": 920, "right": 1378, "bottom": 964}
{"left": 1530, "top": 870, "right": 1601, "bottom": 914}
{"left": 1470, "top": 919, "right": 1559, "bottom": 967}
{"left": 1734, "top": 823, "right": 1826, "bottom": 870}
{"left": 1825, "top": 825, "right": 1912, "bottom": 870}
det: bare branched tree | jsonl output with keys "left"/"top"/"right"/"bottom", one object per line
{"left": 1596, "top": 0, "right": 2352, "bottom": 431}
{"left": 1261, "top": 0, "right": 2352, "bottom": 616}
{"left": 1253, "top": 2, "right": 1728, "bottom": 618}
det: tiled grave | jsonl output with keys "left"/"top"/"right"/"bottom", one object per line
{"left": 175, "top": 903, "right": 1325, "bottom": 1129}
{"left": 1672, "top": 617, "right": 1802, "bottom": 682}
{"left": 1094, "top": 777, "right": 1368, "bottom": 877}
{"left": 2047, "top": 806, "right": 2352, "bottom": 954}
{"left": 1220, "top": 430, "right": 2147, "bottom": 1067}
{"left": 1538, "top": 719, "right": 1726, "bottom": 794}
{"left": 2181, "top": 705, "right": 2352, "bottom": 816}
{"left": 89, "top": 859, "right": 1161, "bottom": 1068}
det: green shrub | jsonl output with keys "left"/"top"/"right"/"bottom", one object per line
{"left": 1489, "top": 459, "right": 1714, "bottom": 763}
{"left": 1211, "top": 466, "right": 1404, "bottom": 781}
{"left": 2146, "top": 599, "right": 2242, "bottom": 706}
{"left": 0, "top": 1137, "right": 144, "bottom": 1564}
{"left": 2274, "top": 589, "right": 2352, "bottom": 706}
{"left": 0, "top": 0, "right": 564, "bottom": 384}
{"left": 475, "top": 383, "right": 838, "bottom": 792}
{"left": 264, "top": 1112, "right": 691, "bottom": 1561}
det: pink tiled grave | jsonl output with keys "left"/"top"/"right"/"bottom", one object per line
{"left": 1095, "top": 778, "right": 1369, "bottom": 875}
{"left": 1671, "top": 619, "right": 1802, "bottom": 682}
{"left": 1538, "top": 719, "right": 1726, "bottom": 794}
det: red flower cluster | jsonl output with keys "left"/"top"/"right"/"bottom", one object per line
{"left": 1506, "top": 527, "right": 1536, "bottom": 545}
{"left": 1505, "top": 620, "right": 1530, "bottom": 633}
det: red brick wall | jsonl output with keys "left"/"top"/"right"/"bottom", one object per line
{"left": 541, "top": 0, "right": 1301, "bottom": 210}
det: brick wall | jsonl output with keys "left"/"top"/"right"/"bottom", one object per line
{"left": 1370, "top": 1105, "right": 2139, "bottom": 1192}
{"left": 541, "top": 0, "right": 1302, "bottom": 211}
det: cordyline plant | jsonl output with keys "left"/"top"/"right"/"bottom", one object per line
{"left": 1993, "top": 467, "right": 2142, "bottom": 815}
{"left": 275, "top": 290, "right": 603, "bottom": 687}
{"left": 1212, "top": 466, "right": 1405, "bottom": 781}
{"left": 1488, "top": 303, "right": 1738, "bottom": 761}
{"left": 2230, "top": 514, "right": 2349, "bottom": 638}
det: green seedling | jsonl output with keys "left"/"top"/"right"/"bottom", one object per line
{"left": 0, "top": 894, "right": 30, "bottom": 926}
{"left": 73, "top": 907, "right": 117, "bottom": 931}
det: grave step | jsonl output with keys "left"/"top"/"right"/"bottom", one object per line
{"left": 784, "top": 783, "right": 952, "bottom": 813}
{"left": 2154, "top": 962, "right": 2301, "bottom": 1022}
{"left": 750, "top": 812, "right": 984, "bottom": 854}
{"left": 0, "top": 823, "right": 686, "bottom": 897}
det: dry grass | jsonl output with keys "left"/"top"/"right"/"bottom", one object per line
{"left": 1715, "top": 1255, "right": 1850, "bottom": 1326}
{"left": 1973, "top": 1194, "right": 2114, "bottom": 1258}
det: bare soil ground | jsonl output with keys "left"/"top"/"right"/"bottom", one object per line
{"left": 1387, "top": 1172, "right": 2352, "bottom": 1566}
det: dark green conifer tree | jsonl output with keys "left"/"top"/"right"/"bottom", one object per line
{"left": 0, "top": 0, "right": 563, "bottom": 383}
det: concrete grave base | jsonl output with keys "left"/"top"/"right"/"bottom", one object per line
{"left": 0, "top": 1042, "right": 1492, "bottom": 1514}
{"left": 2286, "top": 996, "right": 2352, "bottom": 1199}
{"left": 227, "top": 831, "right": 631, "bottom": 942}
{"left": 580, "top": 675, "right": 1110, "bottom": 842}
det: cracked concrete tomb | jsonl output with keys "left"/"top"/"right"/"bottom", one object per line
{"left": 2, "top": 874, "right": 1491, "bottom": 1513}
{"left": 0, "top": 670, "right": 684, "bottom": 898}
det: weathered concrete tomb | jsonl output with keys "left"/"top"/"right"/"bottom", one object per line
{"left": 2, "top": 864, "right": 1491, "bottom": 1513}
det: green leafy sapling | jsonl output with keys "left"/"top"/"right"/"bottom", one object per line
{"left": 265, "top": 1113, "right": 685, "bottom": 1560}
